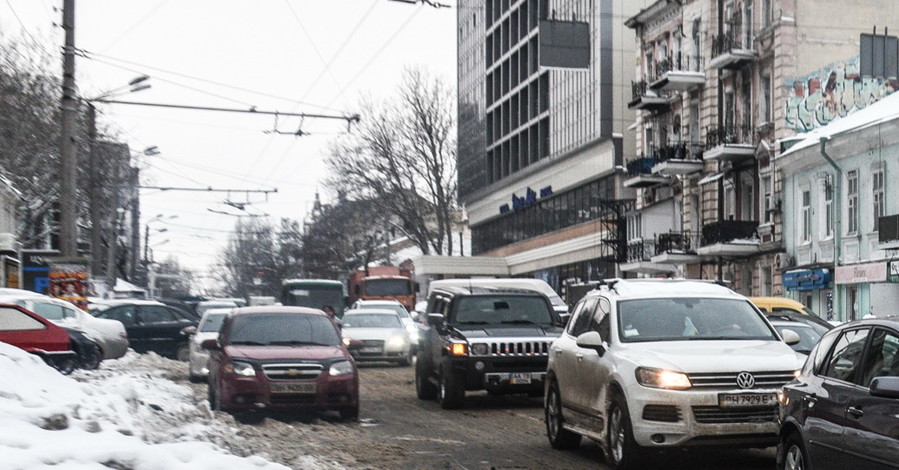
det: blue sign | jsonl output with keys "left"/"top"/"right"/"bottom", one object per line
{"left": 500, "top": 185, "right": 554, "bottom": 214}
{"left": 783, "top": 269, "right": 831, "bottom": 291}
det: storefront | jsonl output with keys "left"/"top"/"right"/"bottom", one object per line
{"left": 834, "top": 261, "right": 899, "bottom": 321}
{"left": 783, "top": 268, "right": 832, "bottom": 319}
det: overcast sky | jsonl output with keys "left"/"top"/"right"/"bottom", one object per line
{"left": 1, "top": 0, "right": 457, "bottom": 291}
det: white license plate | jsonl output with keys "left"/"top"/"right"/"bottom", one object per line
{"left": 718, "top": 393, "right": 777, "bottom": 408}
{"left": 360, "top": 347, "right": 382, "bottom": 354}
{"left": 509, "top": 373, "right": 532, "bottom": 385}
{"left": 270, "top": 382, "right": 317, "bottom": 394}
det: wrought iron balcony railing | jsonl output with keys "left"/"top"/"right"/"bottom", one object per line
{"left": 701, "top": 220, "right": 759, "bottom": 246}
{"left": 706, "top": 123, "right": 753, "bottom": 148}
{"left": 626, "top": 240, "right": 656, "bottom": 262}
{"left": 656, "top": 231, "right": 700, "bottom": 255}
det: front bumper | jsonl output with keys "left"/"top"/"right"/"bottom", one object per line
{"left": 626, "top": 386, "right": 781, "bottom": 448}
{"left": 219, "top": 372, "right": 358, "bottom": 413}
{"left": 450, "top": 356, "right": 548, "bottom": 393}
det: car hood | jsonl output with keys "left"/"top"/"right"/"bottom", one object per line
{"left": 342, "top": 327, "right": 406, "bottom": 341}
{"left": 615, "top": 340, "right": 805, "bottom": 373}
{"left": 225, "top": 344, "right": 346, "bottom": 361}
{"left": 460, "top": 325, "right": 562, "bottom": 338}
{"left": 192, "top": 332, "right": 220, "bottom": 344}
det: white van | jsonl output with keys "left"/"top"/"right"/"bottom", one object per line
{"left": 427, "top": 278, "right": 568, "bottom": 318}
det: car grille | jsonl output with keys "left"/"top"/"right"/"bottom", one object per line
{"left": 261, "top": 363, "right": 322, "bottom": 381}
{"left": 642, "top": 404, "right": 681, "bottom": 422}
{"left": 361, "top": 340, "right": 385, "bottom": 348}
{"left": 686, "top": 371, "right": 795, "bottom": 389}
{"left": 692, "top": 406, "right": 778, "bottom": 424}
{"left": 482, "top": 341, "right": 550, "bottom": 356}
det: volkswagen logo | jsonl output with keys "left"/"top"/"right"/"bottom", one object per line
{"left": 736, "top": 372, "right": 756, "bottom": 389}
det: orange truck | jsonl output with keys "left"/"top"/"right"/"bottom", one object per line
{"left": 348, "top": 266, "right": 415, "bottom": 311}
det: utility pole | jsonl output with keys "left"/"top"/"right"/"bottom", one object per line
{"left": 59, "top": 0, "right": 78, "bottom": 256}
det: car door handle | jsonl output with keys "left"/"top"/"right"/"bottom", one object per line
{"left": 847, "top": 406, "right": 864, "bottom": 419}
{"left": 575, "top": 353, "right": 584, "bottom": 362}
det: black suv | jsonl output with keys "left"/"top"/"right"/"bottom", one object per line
{"left": 415, "top": 282, "right": 563, "bottom": 409}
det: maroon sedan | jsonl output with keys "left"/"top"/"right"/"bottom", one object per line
{"left": 203, "top": 306, "right": 359, "bottom": 420}
{"left": 0, "top": 303, "right": 77, "bottom": 374}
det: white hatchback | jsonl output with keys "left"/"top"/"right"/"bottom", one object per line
{"left": 544, "top": 279, "right": 804, "bottom": 469}
{"left": 186, "top": 308, "right": 231, "bottom": 381}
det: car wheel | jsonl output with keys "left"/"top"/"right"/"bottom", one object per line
{"left": 175, "top": 344, "right": 190, "bottom": 362}
{"left": 607, "top": 392, "right": 642, "bottom": 470}
{"left": 54, "top": 356, "right": 77, "bottom": 375}
{"left": 415, "top": 355, "right": 438, "bottom": 400}
{"left": 80, "top": 343, "right": 103, "bottom": 370}
{"left": 545, "top": 381, "right": 581, "bottom": 449}
{"left": 779, "top": 432, "right": 810, "bottom": 470}
{"left": 339, "top": 404, "right": 359, "bottom": 422}
{"left": 438, "top": 362, "right": 465, "bottom": 409}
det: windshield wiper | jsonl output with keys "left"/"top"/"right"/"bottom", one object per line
{"left": 268, "top": 340, "right": 327, "bottom": 346}
{"left": 230, "top": 340, "right": 267, "bottom": 346}
{"left": 456, "top": 321, "right": 489, "bottom": 325}
{"left": 500, "top": 320, "right": 544, "bottom": 325}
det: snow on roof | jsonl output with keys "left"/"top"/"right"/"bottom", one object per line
{"left": 599, "top": 278, "right": 744, "bottom": 300}
{"left": 781, "top": 90, "right": 899, "bottom": 158}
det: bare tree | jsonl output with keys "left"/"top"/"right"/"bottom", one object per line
{"left": 325, "top": 67, "right": 457, "bottom": 256}
{"left": 215, "top": 217, "right": 306, "bottom": 298}
{"left": 301, "top": 197, "right": 386, "bottom": 278}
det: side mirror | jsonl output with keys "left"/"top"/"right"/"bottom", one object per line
{"left": 427, "top": 313, "right": 446, "bottom": 326}
{"left": 780, "top": 328, "right": 801, "bottom": 346}
{"left": 181, "top": 326, "right": 197, "bottom": 336}
{"left": 575, "top": 331, "right": 607, "bottom": 356}
{"left": 558, "top": 313, "right": 572, "bottom": 326}
{"left": 870, "top": 377, "right": 899, "bottom": 399}
{"left": 200, "top": 338, "right": 220, "bottom": 351}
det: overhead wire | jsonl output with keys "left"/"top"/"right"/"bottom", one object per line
{"left": 97, "top": 0, "right": 170, "bottom": 53}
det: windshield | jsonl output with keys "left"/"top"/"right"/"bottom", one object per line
{"left": 774, "top": 325, "right": 821, "bottom": 354}
{"left": 452, "top": 295, "right": 553, "bottom": 326}
{"left": 357, "top": 303, "right": 409, "bottom": 319}
{"left": 199, "top": 313, "right": 228, "bottom": 333}
{"left": 282, "top": 284, "right": 344, "bottom": 314}
{"left": 342, "top": 314, "right": 402, "bottom": 329}
{"left": 617, "top": 298, "right": 776, "bottom": 343}
{"left": 364, "top": 279, "right": 412, "bottom": 296}
{"left": 227, "top": 313, "right": 341, "bottom": 346}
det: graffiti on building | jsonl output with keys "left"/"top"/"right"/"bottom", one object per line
{"left": 785, "top": 57, "right": 898, "bottom": 132}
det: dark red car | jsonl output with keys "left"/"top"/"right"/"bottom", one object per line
{"left": 0, "top": 303, "right": 77, "bottom": 374}
{"left": 204, "top": 306, "right": 359, "bottom": 420}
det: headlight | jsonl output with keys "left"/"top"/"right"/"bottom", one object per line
{"left": 387, "top": 335, "right": 408, "bottom": 349}
{"left": 223, "top": 360, "right": 256, "bottom": 377}
{"left": 329, "top": 360, "right": 355, "bottom": 376}
{"left": 470, "top": 343, "right": 489, "bottom": 356}
{"left": 635, "top": 367, "right": 691, "bottom": 390}
{"left": 449, "top": 342, "right": 467, "bottom": 356}
{"left": 342, "top": 337, "right": 352, "bottom": 347}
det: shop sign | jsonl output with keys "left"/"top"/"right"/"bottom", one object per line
{"left": 889, "top": 261, "right": 899, "bottom": 283}
{"left": 835, "top": 262, "right": 888, "bottom": 284}
{"left": 783, "top": 269, "right": 830, "bottom": 291}
{"left": 499, "top": 185, "right": 553, "bottom": 214}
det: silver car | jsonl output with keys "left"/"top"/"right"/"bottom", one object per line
{"left": 186, "top": 307, "right": 231, "bottom": 381}
{"left": 341, "top": 309, "right": 413, "bottom": 366}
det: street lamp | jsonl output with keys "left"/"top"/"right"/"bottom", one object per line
{"left": 142, "top": 215, "right": 177, "bottom": 283}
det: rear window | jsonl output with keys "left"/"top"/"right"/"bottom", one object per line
{"left": 452, "top": 295, "right": 553, "bottom": 326}
{"left": 618, "top": 298, "right": 776, "bottom": 343}
{"left": 227, "top": 314, "right": 340, "bottom": 346}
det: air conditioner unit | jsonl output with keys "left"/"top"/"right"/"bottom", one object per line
{"left": 774, "top": 253, "right": 792, "bottom": 269}
{"left": 0, "top": 233, "right": 16, "bottom": 252}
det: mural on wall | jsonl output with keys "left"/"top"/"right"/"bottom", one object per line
{"left": 785, "top": 57, "right": 898, "bottom": 132}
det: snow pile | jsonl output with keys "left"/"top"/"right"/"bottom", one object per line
{"left": 0, "top": 342, "right": 291, "bottom": 470}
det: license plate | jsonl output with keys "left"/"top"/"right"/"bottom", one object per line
{"left": 360, "top": 347, "right": 382, "bottom": 354}
{"left": 270, "top": 382, "right": 317, "bottom": 394}
{"left": 510, "top": 372, "right": 532, "bottom": 385}
{"left": 718, "top": 393, "right": 777, "bottom": 408}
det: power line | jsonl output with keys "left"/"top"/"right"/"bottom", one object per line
{"left": 98, "top": 0, "right": 170, "bottom": 53}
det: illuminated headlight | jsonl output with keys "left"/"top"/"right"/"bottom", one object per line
{"left": 342, "top": 337, "right": 352, "bottom": 347}
{"left": 470, "top": 343, "right": 489, "bottom": 356}
{"left": 449, "top": 342, "right": 468, "bottom": 356}
{"left": 387, "top": 335, "right": 408, "bottom": 349}
{"left": 635, "top": 367, "right": 692, "bottom": 390}
{"left": 223, "top": 360, "right": 256, "bottom": 377}
{"left": 329, "top": 360, "right": 355, "bottom": 376}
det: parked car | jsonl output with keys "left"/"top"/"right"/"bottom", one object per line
{"left": 350, "top": 299, "right": 420, "bottom": 343}
{"left": 203, "top": 306, "right": 359, "bottom": 420}
{"left": 93, "top": 300, "right": 197, "bottom": 360}
{"left": 416, "top": 281, "right": 564, "bottom": 409}
{"left": 0, "top": 303, "right": 77, "bottom": 374}
{"left": 545, "top": 279, "right": 804, "bottom": 470}
{"left": 0, "top": 291, "right": 129, "bottom": 362}
{"left": 341, "top": 309, "right": 413, "bottom": 366}
{"left": 777, "top": 317, "right": 899, "bottom": 470}
{"left": 769, "top": 320, "right": 823, "bottom": 356}
{"left": 196, "top": 300, "right": 240, "bottom": 317}
{"left": 186, "top": 307, "right": 231, "bottom": 381}
{"left": 763, "top": 310, "right": 835, "bottom": 336}
{"left": 749, "top": 296, "right": 836, "bottom": 330}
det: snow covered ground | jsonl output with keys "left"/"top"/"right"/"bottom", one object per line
{"left": 0, "top": 343, "right": 337, "bottom": 470}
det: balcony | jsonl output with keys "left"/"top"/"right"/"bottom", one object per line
{"left": 708, "top": 31, "right": 756, "bottom": 69}
{"left": 650, "top": 142, "right": 704, "bottom": 176}
{"left": 620, "top": 239, "right": 677, "bottom": 274}
{"left": 651, "top": 231, "right": 701, "bottom": 264}
{"left": 623, "top": 157, "right": 670, "bottom": 188}
{"left": 649, "top": 53, "right": 705, "bottom": 92}
{"left": 628, "top": 80, "right": 674, "bottom": 111}
{"left": 703, "top": 124, "right": 755, "bottom": 162}
{"left": 697, "top": 220, "right": 760, "bottom": 258}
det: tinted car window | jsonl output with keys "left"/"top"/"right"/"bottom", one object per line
{"left": 773, "top": 325, "right": 821, "bottom": 354}
{"left": 569, "top": 298, "right": 598, "bottom": 336}
{"left": 31, "top": 302, "right": 66, "bottom": 320}
{"left": 823, "top": 328, "right": 870, "bottom": 383}
{"left": 811, "top": 329, "right": 840, "bottom": 373}
{"left": 199, "top": 313, "right": 228, "bottom": 332}
{"left": 453, "top": 296, "right": 553, "bottom": 325}
{"left": 343, "top": 314, "right": 402, "bottom": 328}
{"left": 618, "top": 298, "right": 775, "bottom": 342}
{"left": 228, "top": 314, "right": 340, "bottom": 346}
{"left": 97, "top": 306, "right": 137, "bottom": 326}
{"left": 859, "top": 328, "right": 899, "bottom": 387}
{"left": 141, "top": 306, "right": 178, "bottom": 323}
{"left": 565, "top": 299, "right": 587, "bottom": 335}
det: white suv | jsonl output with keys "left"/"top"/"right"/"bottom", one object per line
{"left": 544, "top": 279, "right": 804, "bottom": 469}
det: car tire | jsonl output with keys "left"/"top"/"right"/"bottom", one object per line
{"left": 415, "top": 355, "right": 438, "bottom": 400}
{"left": 438, "top": 362, "right": 465, "bottom": 409}
{"left": 339, "top": 404, "right": 359, "bottom": 422}
{"left": 175, "top": 344, "right": 190, "bottom": 362}
{"left": 80, "top": 343, "right": 103, "bottom": 370}
{"left": 607, "top": 392, "right": 642, "bottom": 470}
{"left": 545, "top": 381, "right": 581, "bottom": 450}
{"left": 54, "top": 356, "right": 77, "bottom": 375}
{"left": 779, "top": 431, "right": 810, "bottom": 470}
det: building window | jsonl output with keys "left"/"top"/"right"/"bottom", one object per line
{"left": 823, "top": 178, "right": 833, "bottom": 238}
{"left": 801, "top": 189, "right": 811, "bottom": 242}
{"left": 627, "top": 213, "right": 642, "bottom": 242}
{"left": 873, "top": 167, "right": 885, "bottom": 231}
{"left": 760, "top": 74, "right": 772, "bottom": 123}
{"left": 847, "top": 170, "right": 858, "bottom": 234}
{"left": 762, "top": 0, "right": 772, "bottom": 27}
